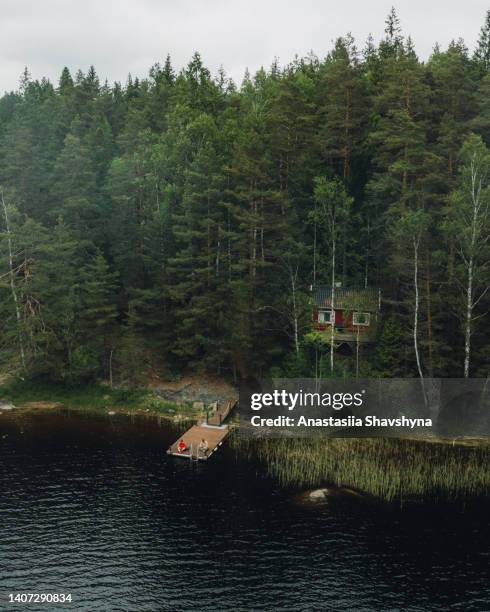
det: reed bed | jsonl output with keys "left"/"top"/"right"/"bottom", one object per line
{"left": 232, "top": 437, "right": 490, "bottom": 502}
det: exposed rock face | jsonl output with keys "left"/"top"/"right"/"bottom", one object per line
{"left": 0, "top": 401, "right": 15, "bottom": 411}
{"left": 153, "top": 375, "right": 237, "bottom": 405}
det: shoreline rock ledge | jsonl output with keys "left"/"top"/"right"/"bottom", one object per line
{"left": 0, "top": 401, "right": 16, "bottom": 411}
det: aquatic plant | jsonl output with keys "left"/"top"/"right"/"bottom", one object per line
{"left": 232, "top": 436, "right": 490, "bottom": 503}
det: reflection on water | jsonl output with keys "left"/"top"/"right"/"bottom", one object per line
{"left": 0, "top": 412, "right": 488, "bottom": 611}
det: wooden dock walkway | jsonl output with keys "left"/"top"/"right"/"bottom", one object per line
{"left": 206, "top": 399, "right": 236, "bottom": 426}
{"left": 166, "top": 399, "right": 237, "bottom": 461}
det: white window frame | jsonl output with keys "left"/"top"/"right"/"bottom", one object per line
{"left": 318, "top": 310, "right": 334, "bottom": 324}
{"left": 353, "top": 312, "right": 370, "bottom": 326}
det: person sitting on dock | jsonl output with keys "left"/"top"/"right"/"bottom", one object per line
{"left": 198, "top": 438, "right": 209, "bottom": 457}
{"left": 177, "top": 439, "right": 188, "bottom": 453}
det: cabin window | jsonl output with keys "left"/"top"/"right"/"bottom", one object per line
{"left": 353, "top": 312, "right": 370, "bottom": 326}
{"left": 318, "top": 310, "right": 333, "bottom": 324}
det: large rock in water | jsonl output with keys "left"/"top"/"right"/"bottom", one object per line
{"left": 296, "top": 487, "right": 367, "bottom": 506}
{"left": 308, "top": 488, "right": 329, "bottom": 501}
{"left": 0, "top": 401, "right": 15, "bottom": 411}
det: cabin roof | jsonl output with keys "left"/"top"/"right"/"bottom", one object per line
{"left": 313, "top": 286, "right": 379, "bottom": 311}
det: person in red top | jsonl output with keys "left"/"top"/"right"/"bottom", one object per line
{"left": 177, "top": 439, "right": 187, "bottom": 453}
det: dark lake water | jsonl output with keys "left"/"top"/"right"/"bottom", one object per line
{"left": 0, "top": 411, "right": 488, "bottom": 611}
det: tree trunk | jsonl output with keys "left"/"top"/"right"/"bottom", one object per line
{"left": 343, "top": 88, "right": 351, "bottom": 179}
{"left": 426, "top": 252, "right": 434, "bottom": 377}
{"left": 250, "top": 196, "right": 257, "bottom": 282}
{"left": 1, "top": 192, "right": 26, "bottom": 372}
{"left": 313, "top": 201, "right": 317, "bottom": 285}
{"left": 413, "top": 236, "right": 427, "bottom": 405}
{"left": 330, "top": 237, "right": 336, "bottom": 373}
{"left": 315, "top": 347, "right": 319, "bottom": 386}
{"left": 207, "top": 195, "right": 211, "bottom": 288}
{"left": 356, "top": 324, "right": 360, "bottom": 379}
{"left": 464, "top": 155, "right": 482, "bottom": 378}
{"left": 109, "top": 348, "right": 114, "bottom": 389}
{"left": 227, "top": 208, "right": 232, "bottom": 282}
{"left": 290, "top": 266, "right": 300, "bottom": 356}
{"left": 215, "top": 224, "right": 221, "bottom": 277}
{"left": 364, "top": 219, "right": 370, "bottom": 289}
{"left": 464, "top": 255, "right": 473, "bottom": 378}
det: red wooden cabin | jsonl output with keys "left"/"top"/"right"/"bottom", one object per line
{"left": 312, "top": 285, "right": 380, "bottom": 344}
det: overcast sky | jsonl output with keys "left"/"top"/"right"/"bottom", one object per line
{"left": 0, "top": 0, "right": 488, "bottom": 92}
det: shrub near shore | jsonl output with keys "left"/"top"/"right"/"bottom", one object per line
{"left": 0, "top": 381, "right": 197, "bottom": 418}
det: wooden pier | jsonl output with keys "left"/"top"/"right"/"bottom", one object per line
{"left": 166, "top": 399, "right": 237, "bottom": 461}
{"left": 206, "top": 399, "right": 236, "bottom": 426}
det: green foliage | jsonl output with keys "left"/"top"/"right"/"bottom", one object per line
{"left": 374, "top": 316, "right": 406, "bottom": 376}
{"left": 474, "top": 9, "right": 490, "bottom": 71}
{"left": 0, "top": 10, "right": 489, "bottom": 383}
{"left": 0, "top": 379, "right": 172, "bottom": 413}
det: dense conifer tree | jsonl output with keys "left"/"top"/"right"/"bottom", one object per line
{"left": 0, "top": 9, "right": 489, "bottom": 382}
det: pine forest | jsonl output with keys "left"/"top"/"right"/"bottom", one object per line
{"left": 1, "top": 8, "right": 489, "bottom": 386}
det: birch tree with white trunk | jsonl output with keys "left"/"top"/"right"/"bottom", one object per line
{"left": 393, "top": 209, "right": 430, "bottom": 405}
{"left": 268, "top": 253, "right": 310, "bottom": 362}
{"left": 446, "top": 134, "right": 490, "bottom": 378}
{"left": 313, "top": 177, "right": 352, "bottom": 374}
{"left": 0, "top": 191, "right": 26, "bottom": 372}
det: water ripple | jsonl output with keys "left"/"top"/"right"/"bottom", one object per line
{"left": 0, "top": 412, "right": 488, "bottom": 612}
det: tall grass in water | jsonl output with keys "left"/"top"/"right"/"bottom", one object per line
{"left": 233, "top": 437, "right": 490, "bottom": 502}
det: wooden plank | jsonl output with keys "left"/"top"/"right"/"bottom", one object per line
{"left": 167, "top": 424, "right": 230, "bottom": 461}
{"left": 207, "top": 399, "right": 237, "bottom": 426}
{"left": 167, "top": 398, "right": 236, "bottom": 461}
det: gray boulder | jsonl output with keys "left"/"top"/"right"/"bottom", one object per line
{"left": 0, "top": 401, "right": 15, "bottom": 411}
